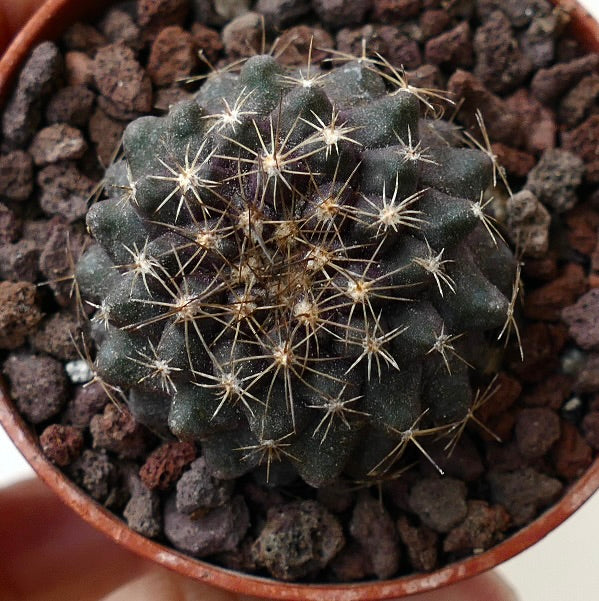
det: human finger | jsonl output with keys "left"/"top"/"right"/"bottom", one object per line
{"left": 0, "top": 478, "right": 147, "bottom": 601}
{"left": 100, "top": 562, "right": 518, "bottom": 601}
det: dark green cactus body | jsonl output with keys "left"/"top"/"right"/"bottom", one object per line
{"left": 77, "top": 54, "right": 517, "bottom": 487}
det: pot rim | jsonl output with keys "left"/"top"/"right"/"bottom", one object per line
{"left": 1, "top": 0, "right": 599, "bottom": 599}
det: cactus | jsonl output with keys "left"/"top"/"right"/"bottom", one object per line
{"left": 76, "top": 51, "right": 518, "bottom": 488}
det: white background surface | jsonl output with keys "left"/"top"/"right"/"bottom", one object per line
{"left": 1, "top": 1, "right": 599, "bottom": 600}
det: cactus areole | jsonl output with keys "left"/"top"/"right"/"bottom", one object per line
{"left": 76, "top": 53, "right": 519, "bottom": 488}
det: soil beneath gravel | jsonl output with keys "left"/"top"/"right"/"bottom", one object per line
{"left": 0, "top": 0, "right": 598, "bottom": 584}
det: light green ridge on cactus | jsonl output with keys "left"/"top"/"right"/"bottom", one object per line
{"left": 76, "top": 52, "right": 519, "bottom": 488}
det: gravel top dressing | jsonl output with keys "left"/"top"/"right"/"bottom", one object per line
{"left": 0, "top": 0, "right": 598, "bottom": 584}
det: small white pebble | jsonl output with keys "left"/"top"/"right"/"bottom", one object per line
{"left": 561, "top": 348, "right": 587, "bottom": 376}
{"left": 65, "top": 359, "right": 93, "bottom": 383}
{"left": 563, "top": 396, "right": 582, "bottom": 412}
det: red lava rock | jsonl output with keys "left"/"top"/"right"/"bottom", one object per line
{"left": 0, "top": 151, "right": 33, "bottom": 201}
{"left": 253, "top": 500, "right": 343, "bottom": 580}
{"left": 65, "top": 51, "right": 95, "bottom": 88}
{"left": 330, "top": 542, "right": 371, "bottom": 581}
{"left": 476, "top": 0, "right": 552, "bottom": 28}
{"left": 39, "top": 218, "right": 88, "bottom": 307}
{"left": 559, "top": 73, "right": 599, "bottom": 128}
{"left": 523, "top": 252, "right": 558, "bottom": 281}
{"left": 100, "top": 8, "right": 142, "bottom": 51}
{"left": 385, "top": 471, "right": 421, "bottom": 513}
{"left": 216, "top": 537, "right": 259, "bottom": 574}
{"left": 137, "top": 0, "right": 190, "bottom": 41}
{"left": 523, "top": 373, "right": 574, "bottom": 409}
{"left": 88, "top": 107, "right": 127, "bottom": 167}
{"left": 147, "top": 26, "right": 197, "bottom": 87}
{"left": 531, "top": 54, "right": 599, "bottom": 105}
{"left": 492, "top": 144, "right": 536, "bottom": 179}
{"left": 419, "top": 9, "right": 450, "bottom": 40}
{"left": 552, "top": 421, "right": 593, "bottom": 480}
{"left": 29, "top": 312, "right": 84, "bottom": 361}
{"left": 176, "top": 456, "right": 234, "bottom": 513}
{"left": 312, "top": 0, "right": 372, "bottom": 27}
{"left": 37, "top": 162, "right": 95, "bottom": 222}
{"left": 397, "top": 515, "right": 438, "bottom": 571}
{"left": 515, "top": 407, "right": 561, "bottom": 459}
{"left": 421, "top": 434, "right": 484, "bottom": 482}
{"left": 510, "top": 322, "right": 569, "bottom": 383}
{"left": 222, "top": 12, "right": 264, "bottom": 58}
{"left": 276, "top": 26, "right": 333, "bottom": 66}
{"left": 165, "top": 494, "right": 249, "bottom": 557}
{"left": 505, "top": 88, "right": 556, "bottom": 154}
{"left": 425, "top": 22, "right": 473, "bottom": 69}
{"left": 485, "top": 441, "right": 528, "bottom": 473}
{"left": 562, "top": 114, "right": 599, "bottom": 184}
{"left": 473, "top": 11, "right": 532, "bottom": 94}
{"left": 523, "top": 263, "right": 587, "bottom": 321}
{"left": 0, "top": 240, "right": 39, "bottom": 282}
{"left": 520, "top": 11, "right": 562, "bottom": 69}
{"left": 90, "top": 404, "right": 150, "bottom": 459}
{"left": 479, "top": 411, "right": 515, "bottom": 445}
{"left": 448, "top": 70, "right": 522, "bottom": 147}
{"left": 336, "top": 25, "right": 421, "bottom": 70}
{"left": 140, "top": 441, "right": 196, "bottom": 491}
{"left": 526, "top": 149, "right": 585, "bottom": 213}
{"left": 487, "top": 467, "right": 562, "bottom": 526}
{"left": 505, "top": 190, "right": 550, "bottom": 258}
{"left": 93, "top": 42, "right": 153, "bottom": 118}
{"left": 374, "top": 26, "right": 422, "bottom": 70}
{"left": 191, "top": 0, "right": 250, "bottom": 27}
{"left": 562, "top": 289, "right": 599, "bottom": 351}
{"left": 442, "top": 500, "right": 510, "bottom": 554}
{"left": 405, "top": 64, "right": 443, "bottom": 90}
{"left": 46, "top": 86, "right": 96, "bottom": 128}
{"left": 62, "top": 382, "right": 110, "bottom": 429}
{"left": 0, "top": 282, "right": 42, "bottom": 350}
{"left": 565, "top": 205, "right": 599, "bottom": 256}
{"left": 63, "top": 23, "right": 107, "bottom": 53}
{"left": 2, "top": 352, "right": 68, "bottom": 423}
{"left": 336, "top": 25, "right": 387, "bottom": 58}
{"left": 154, "top": 87, "right": 193, "bottom": 112}
{"left": 40, "top": 424, "right": 84, "bottom": 467}
{"left": 372, "top": 0, "right": 421, "bottom": 22}
{"left": 123, "top": 469, "right": 162, "bottom": 538}
{"left": 191, "top": 23, "right": 224, "bottom": 65}
{"left": 1, "top": 42, "right": 63, "bottom": 148}
{"left": 68, "top": 449, "right": 117, "bottom": 502}
{"left": 477, "top": 372, "right": 522, "bottom": 421}
{"left": 241, "top": 481, "right": 285, "bottom": 515}
{"left": 592, "top": 235, "right": 599, "bottom": 272}
{"left": 575, "top": 354, "right": 599, "bottom": 393}
{"left": 408, "top": 477, "right": 468, "bottom": 533}
{"left": 29, "top": 124, "right": 88, "bottom": 166}
{"left": 0, "top": 203, "right": 20, "bottom": 244}
{"left": 255, "top": 0, "right": 311, "bottom": 29}
{"left": 442, "top": 0, "right": 475, "bottom": 18}
{"left": 582, "top": 412, "right": 599, "bottom": 450}
{"left": 349, "top": 494, "right": 400, "bottom": 579}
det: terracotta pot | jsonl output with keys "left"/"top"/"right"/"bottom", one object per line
{"left": 1, "top": 1, "right": 599, "bottom": 599}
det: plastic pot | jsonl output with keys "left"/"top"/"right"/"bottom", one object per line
{"left": 1, "top": 0, "right": 598, "bottom": 599}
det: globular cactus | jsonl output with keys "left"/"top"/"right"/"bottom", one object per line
{"left": 76, "top": 51, "right": 518, "bottom": 488}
